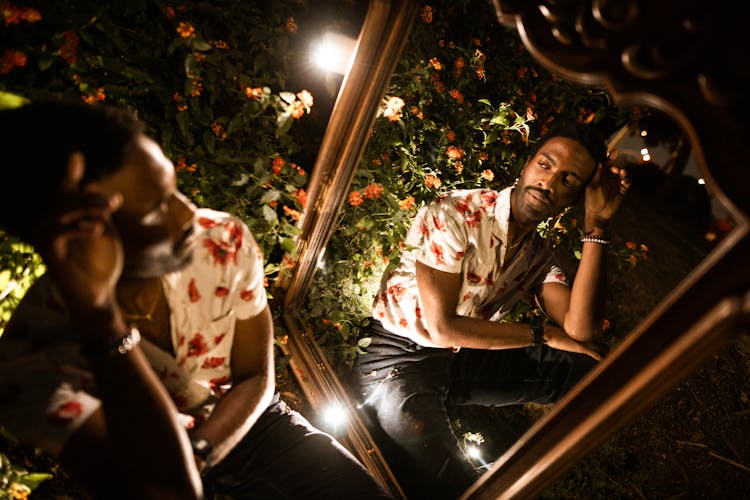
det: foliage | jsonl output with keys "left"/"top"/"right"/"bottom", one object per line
{"left": 0, "top": 1, "right": 327, "bottom": 492}
{"left": 304, "top": 0, "right": 642, "bottom": 369}
{"left": 0, "top": 451, "right": 52, "bottom": 500}
{"left": 0, "top": 0, "right": 326, "bottom": 333}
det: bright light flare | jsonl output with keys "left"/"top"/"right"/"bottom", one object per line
{"left": 321, "top": 402, "right": 348, "bottom": 430}
{"left": 466, "top": 445, "right": 481, "bottom": 460}
{"left": 311, "top": 32, "right": 356, "bottom": 75}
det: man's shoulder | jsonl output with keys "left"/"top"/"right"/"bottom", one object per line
{"left": 195, "top": 207, "right": 244, "bottom": 226}
{"left": 432, "top": 188, "right": 503, "bottom": 205}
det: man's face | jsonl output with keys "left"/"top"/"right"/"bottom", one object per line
{"left": 511, "top": 136, "right": 596, "bottom": 226}
{"left": 96, "top": 134, "right": 198, "bottom": 278}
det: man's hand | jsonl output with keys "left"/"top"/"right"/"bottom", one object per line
{"left": 584, "top": 153, "right": 631, "bottom": 232}
{"left": 543, "top": 324, "right": 607, "bottom": 361}
{"left": 33, "top": 153, "right": 124, "bottom": 313}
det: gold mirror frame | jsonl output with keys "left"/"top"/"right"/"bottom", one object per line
{"left": 276, "top": 1, "right": 750, "bottom": 498}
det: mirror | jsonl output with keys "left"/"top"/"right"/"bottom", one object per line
{"left": 278, "top": 0, "right": 749, "bottom": 498}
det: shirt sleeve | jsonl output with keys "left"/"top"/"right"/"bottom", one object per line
{"left": 411, "top": 194, "right": 470, "bottom": 274}
{"left": 230, "top": 216, "right": 267, "bottom": 319}
{"left": 542, "top": 264, "right": 569, "bottom": 286}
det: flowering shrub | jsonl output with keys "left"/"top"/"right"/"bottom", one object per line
{"left": 304, "top": 0, "right": 638, "bottom": 368}
{"left": 0, "top": 0, "right": 327, "bottom": 334}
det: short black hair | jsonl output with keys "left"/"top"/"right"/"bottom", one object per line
{"left": 528, "top": 121, "right": 608, "bottom": 184}
{"left": 0, "top": 98, "right": 143, "bottom": 241}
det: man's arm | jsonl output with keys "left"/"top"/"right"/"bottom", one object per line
{"left": 416, "top": 260, "right": 604, "bottom": 360}
{"left": 541, "top": 161, "right": 630, "bottom": 342}
{"left": 188, "top": 304, "right": 275, "bottom": 471}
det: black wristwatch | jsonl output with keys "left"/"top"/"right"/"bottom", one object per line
{"left": 191, "top": 437, "right": 213, "bottom": 461}
{"left": 530, "top": 324, "right": 544, "bottom": 347}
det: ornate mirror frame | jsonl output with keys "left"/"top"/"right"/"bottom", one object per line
{"left": 275, "top": 1, "right": 750, "bottom": 498}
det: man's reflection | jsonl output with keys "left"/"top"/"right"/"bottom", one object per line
{"left": 353, "top": 122, "right": 631, "bottom": 498}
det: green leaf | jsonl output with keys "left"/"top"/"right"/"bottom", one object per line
{"left": 0, "top": 91, "right": 29, "bottom": 110}
{"left": 260, "top": 189, "right": 280, "bottom": 204}
{"left": 20, "top": 472, "right": 54, "bottom": 490}
{"left": 262, "top": 205, "right": 277, "bottom": 222}
{"left": 279, "top": 91, "right": 295, "bottom": 104}
{"left": 203, "top": 130, "right": 215, "bottom": 154}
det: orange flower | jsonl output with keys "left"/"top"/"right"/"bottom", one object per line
{"left": 601, "top": 319, "right": 611, "bottom": 331}
{"left": 282, "top": 253, "right": 295, "bottom": 269}
{"left": 212, "top": 39, "right": 229, "bottom": 49}
{"left": 163, "top": 6, "right": 176, "bottom": 18}
{"left": 289, "top": 100, "right": 305, "bottom": 119}
{"left": 478, "top": 151, "right": 488, "bottom": 161}
{"left": 450, "top": 89, "right": 464, "bottom": 104}
{"left": 272, "top": 156, "right": 285, "bottom": 176}
{"left": 420, "top": 5, "right": 433, "bottom": 23}
{"left": 625, "top": 241, "right": 636, "bottom": 250}
{"left": 177, "top": 21, "right": 195, "bottom": 38}
{"left": 428, "top": 57, "right": 442, "bottom": 71}
{"left": 476, "top": 67, "right": 485, "bottom": 80}
{"left": 383, "top": 96, "right": 405, "bottom": 122}
{"left": 446, "top": 145, "right": 464, "bottom": 160}
{"left": 175, "top": 157, "right": 197, "bottom": 173}
{"left": 640, "top": 243, "right": 649, "bottom": 253}
{"left": 190, "top": 78, "right": 203, "bottom": 97}
{"left": 363, "top": 183, "right": 384, "bottom": 199}
{"left": 3, "top": 3, "right": 41, "bottom": 25}
{"left": 296, "top": 89, "right": 314, "bottom": 109}
{"left": 285, "top": 16, "right": 297, "bottom": 33}
{"left": 481, "top": 169, "right": 494, "bottom": 181}
{"left": 453, "top": 56, "right": 466, "bottom": 78}
{"left": 283, "top": 205, "right": 301, "bottom": 221}
{"left": 82, "top": 87, "right": 106, "bottom": 104}
{"left": 399, "top": 196, "right": 416, "bottom": 210}
{"left": 295, "top": 188, "right": 308, "bottom": 209}
{"left": 445, "top": 129, "right": 455, "bottom": 142}
{"left": 424, "top": 175, "right": 441, "bottom": 189}
{"left": 0, "top": 49, "right": 26, "bottom": 74}
{"left": 59, "top": 31, "right": 79, "bottom": 65}
{"left": 410, "top": 106, "right": 423, "bottom": 120}
{"left": 453, "top": 161, "right": 464, "bottom": 174}
{"left": 210, "top": 122, "right": 226, "bottom": 139}
{"left": 349, "top": 191, "right": 364, "bottom": 206}
{"left": 245, "top": 87, "right": 263, "bottom": 100}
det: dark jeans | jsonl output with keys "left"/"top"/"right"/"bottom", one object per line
{"left": 354, "top": 319, "right": 598, "bottom": 500}
{"left": 202, "top": 392, "right": 393, "bottom": 499}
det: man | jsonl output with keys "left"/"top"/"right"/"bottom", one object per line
{"left": 355, "top": 123, "right": 630, "bottom": 498}
{"left": 0, "top": 99, "right": 391, "bottom": 499}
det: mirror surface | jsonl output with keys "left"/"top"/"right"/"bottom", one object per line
{"left": 290, "top": 1, "right": 743, "bottom": 497}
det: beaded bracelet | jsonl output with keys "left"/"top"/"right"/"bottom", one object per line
{"left": 82, "top": 326, "right": 142, "bottom": 362}
{"left": 580, "top": 236, "right": 611, "bottom": 245}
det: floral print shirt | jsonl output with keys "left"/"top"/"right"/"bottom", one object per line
{"left": 0, "top": 209, "right": 266, "bottom": 457}
{"left": 372, "top": 187, "right": 567, "bottom": 348}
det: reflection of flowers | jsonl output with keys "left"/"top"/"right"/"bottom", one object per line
{"left": 446, "top": 145, "right": 464, "bottom": 160}
{"left": 399, "top": 196, "right": 415, "bottom": 210}
{"left": 363, "top": 183, "right": 384, "bottom": 199}
{"left": 349, "top": 191, "right": 364, "bottom": 206}
{"left": 383, "top": 96, "right": 405, "bottom": 122}
{"left": 424, "top": 175, "right": 441, "bottom": 189}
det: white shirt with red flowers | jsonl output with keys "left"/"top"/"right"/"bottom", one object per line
{"left": 372, "top": 187, "right": 568, "bottom": 348}
{"left": 0, "top": 208, "right": 266, "bottom": 457}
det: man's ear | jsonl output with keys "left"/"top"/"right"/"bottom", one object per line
{"left": 63, "top": 152, "right": 86, "bottom": 189}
